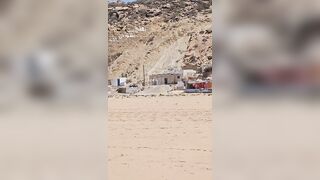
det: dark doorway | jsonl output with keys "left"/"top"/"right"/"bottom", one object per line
{"left": 164, "top": 78, "right": 168, "bottom": 84}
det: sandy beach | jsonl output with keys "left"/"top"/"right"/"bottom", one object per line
{"left": 107, "top": 95, "right": 213, "bottom": 180}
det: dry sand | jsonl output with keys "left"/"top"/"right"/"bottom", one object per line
{"left": 107, "top": 95, "right": 213, "bottom": 180}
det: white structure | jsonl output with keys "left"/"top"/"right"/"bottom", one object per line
{"left": 182, "top": 69, "right": 197, "bottom": 80}
{"left": 110, "top": 77, "right": 127, "bottom": 87}
{"left": 149, "top": 73, "right": 181, "bottom": 85}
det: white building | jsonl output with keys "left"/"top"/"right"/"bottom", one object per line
{"left": 110, "top": 77, "right": 127, "bottom": 87}
{"left": 149, "top": 73, "right": 181, "bottom": 85}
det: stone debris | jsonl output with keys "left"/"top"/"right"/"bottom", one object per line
{"left": 108, "top": 0, "right": 212, "bottom": 86}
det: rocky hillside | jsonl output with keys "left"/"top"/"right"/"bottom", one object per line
{"left": 108, "top": 0, "right": 212, "bottom": 84}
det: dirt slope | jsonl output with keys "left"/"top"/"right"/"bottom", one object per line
{"left": 108, "top": 0, "right": 212, "bottom": 84}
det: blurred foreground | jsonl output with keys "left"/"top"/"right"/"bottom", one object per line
{"left": 0, "top": 0, "right": 107, "bottom": 179}
{"left": 214, "top": 0, "right": 320, "bottom": 179}
{"left": 215, "top": 0, "right": 320, "bottom": 98}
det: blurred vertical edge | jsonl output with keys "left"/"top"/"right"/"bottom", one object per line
{"left": 0, "top": 0, "right": 108, "bottom": 179}
{"left": 214, "top": 0, "right": 320, "bottom": 179}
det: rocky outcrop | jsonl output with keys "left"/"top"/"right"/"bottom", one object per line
{"left": 184, "top": 27, "right": 212, "bottom": 67}
{"left": 108, "top": 0, "right": 212, "bottom": 83}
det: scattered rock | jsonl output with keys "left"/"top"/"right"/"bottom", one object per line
{"left": 108, "top": 0, "right": 212, "bottom": 82}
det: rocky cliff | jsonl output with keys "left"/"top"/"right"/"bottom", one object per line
{"left": 108, "top": 0, "right": 212, "bottom": 84}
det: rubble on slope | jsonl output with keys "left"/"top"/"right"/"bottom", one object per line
{"left": 108, "top": 0, "right": 212, "bottom": 83}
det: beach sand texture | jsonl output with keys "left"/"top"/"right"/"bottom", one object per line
{"left": 107, "top": 95, "right": 213, "bottom": 180}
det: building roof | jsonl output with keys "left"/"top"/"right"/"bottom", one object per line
{"left": 150, "top": 68, "right": 182, "bottom": 76}
{"left": 188, "top": 79, "right": 211, "bottom": 83}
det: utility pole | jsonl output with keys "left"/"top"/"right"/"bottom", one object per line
{"left": 143, "top": 65, "right": 146, "bottom": 87}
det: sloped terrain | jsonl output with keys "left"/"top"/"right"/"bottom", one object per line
{"left": 108, "top": 0, "right": 212, "bottom": 84}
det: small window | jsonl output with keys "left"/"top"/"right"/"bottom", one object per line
{"left": 177, "top": 76, "right": 180, "bottom": 79}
